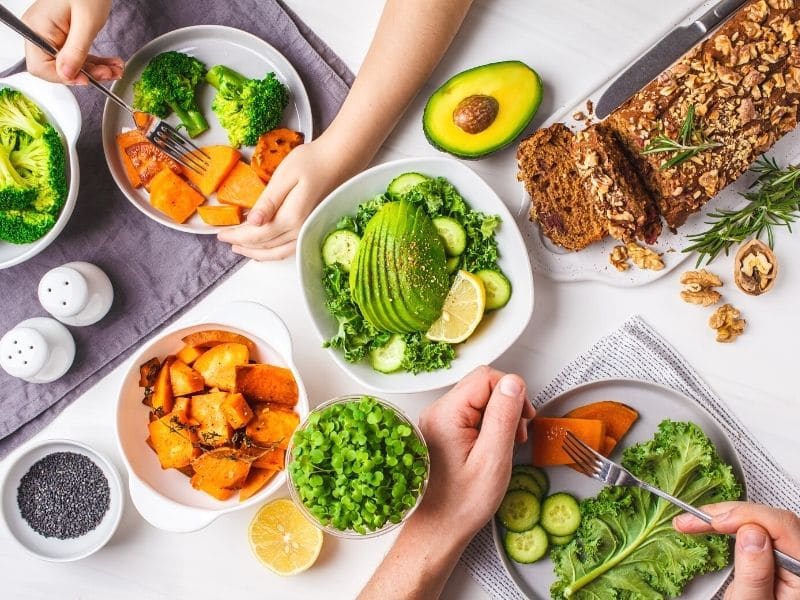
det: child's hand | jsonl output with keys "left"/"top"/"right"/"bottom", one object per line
{"left": 217, "top": 137, "right": 354, "bottom": 261}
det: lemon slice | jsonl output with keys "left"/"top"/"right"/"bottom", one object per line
{"left": 248, "top": 498, "right": 323, "bottom": 576}
{"left": 426, "top": 270, "right": 486, "bottom": 343}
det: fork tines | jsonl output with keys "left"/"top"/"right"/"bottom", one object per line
{"left": 562, "top": 431, "right": 604, "bottom": 479}
{"left": 149, "top": 123, "right": 211, "bottom": 175}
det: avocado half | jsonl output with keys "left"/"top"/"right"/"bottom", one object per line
{"left": 423, "top": 60, "right": 542, "bottom": 159}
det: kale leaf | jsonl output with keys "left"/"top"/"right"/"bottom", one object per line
{"left": 400, "top": 333, "right": 455, "bottom": 374}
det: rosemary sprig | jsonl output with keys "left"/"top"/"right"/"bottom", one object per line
{"left": 683, "top": 156, "right": 800, "bottom": 265}
{"left": 641, "top": 104, "right": 722, "bottom": 170}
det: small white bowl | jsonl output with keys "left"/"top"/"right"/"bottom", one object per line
{"left": 115, "top": 301, "right": 309, "bottom": 532}
{"left": 0, "top": 72, "right": 81, "bottom": 270}
{"left": 296, "top": 157, "right": 535, "bottom": 394}
{"left": 0, "top": 439, "right": 124, "bottom": 562}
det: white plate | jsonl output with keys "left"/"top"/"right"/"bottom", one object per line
{"left": 493, "top": 379, "right": 746, "bottom": 600}
{"left": 297, "top": 156, "right": 535, "bottom": 395}
{"left": 518, "top": 1, "right": 800, "bottom": 286}
{"left": 115, "top": 301, "right": 309, "bottom": 532}
{"left": 0, "top": 72, "right": 81, "bottom": 269}
{"left": 101, "top": 25, "right": 313, "bottom": 234}
{"left": 0, "top": 0, "right": 31, "bottom": 73}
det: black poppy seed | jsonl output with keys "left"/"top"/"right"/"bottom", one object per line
{"left": 17, "top": 451, "right": 110, "bottom": 540}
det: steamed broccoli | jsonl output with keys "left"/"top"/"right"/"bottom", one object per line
{"left": 0, "top": 208, "right": 55, "bottom": 244}
{"left": 206, "top": 65, "right": 288, "bottom": 147}
{"left": 133, "top": 51, "right": 209, "bottom": 138}
{"left": 0, "top": 88, "right": 45, "bottom": 139}
{"left": 0, "top": 129, "right": 36, "bottom": 211}
{"left": 11, "top": 124, "right": 67, "bottom": 214}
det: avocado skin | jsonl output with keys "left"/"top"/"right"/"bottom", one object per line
{"left": 352, "top": 200, "right": 449, "bottom": 333}
{"left": 423, "top": 60, "right": 542, "bottom": 159}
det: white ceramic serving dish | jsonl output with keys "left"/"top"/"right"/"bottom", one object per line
{"left": 0, "top": 438, "right": 124, "bottom": 562}
{"left": 492, "top": 378, "right": 747, "bottom": 599}
{"left": 115, "top": 301, "right": 309, "bottom": 532}
{"left": 0, "top": 72, "right": 81, "bottom": 269}
{"left": 101, "top": 25, "right": 313, "bottom": 234}
{"left": 297, "top": 156, "right": 535, "bottom": 394}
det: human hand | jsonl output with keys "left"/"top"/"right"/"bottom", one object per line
{"left": 217, "top": 136, "right": 358, "bottom": 261}
{"left": 673, "top": 501, "right": 800, "bottom": 599}
{"left": 412, "top": 366, "right": 535, "bottom": 543}
{"left": 22, "top": 0, "right": 123, "bottom": 85}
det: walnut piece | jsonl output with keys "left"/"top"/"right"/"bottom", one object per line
{"left": 709, "top": 304, "right": 746, "bottom": 343}
{"left": 734, "top": 239, "right": 778, "bottom": 295}
{"left": 626, "top": 242, "right": 664, "bottom": 271}
{"left": 680, "top": 270, "right": 723, "bottom": 305}
{"left": 609, "top": 245, "right": 630, "bottom": 271}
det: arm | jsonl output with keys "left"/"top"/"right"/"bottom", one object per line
{"left": 359, "top": 367, "right": 535, "bottom": 600}
{"left": 218, "top": 0, "right": 474, "bottom": 260}
{"left": 22, "top": 0, "right": 123, "bottom": 84}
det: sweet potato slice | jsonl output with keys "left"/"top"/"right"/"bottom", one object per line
{"left": 221, "top": 392, "right": 254, "bottom": 429}
{"left": 183, "top": 145, "right": 241, "bottom": 195}
{"left": 151, "top": 356, "right": 175, "bottom": 416}
{"left": 190, "top": 391, "right": 232, "bottom": 447}
{"left": 139, "top": 357, "right": 161, "bottom": 388}
{"left": 252, "top": 447, "right": 285, "bottom": 471}
{"left": 169, "top": 359, "right": 206, "bottom": 397}
{"left": 531, "top": 417, "right": 606, "bottom": 467}
{"left": 176, "top": 344, "right": 204, "bottom": 366}
{"left": 246, "top": 405, "right": 300, "bottom": 449}
{"left": 238, "top": 468, "right": 277, "bottom": 502}
{"left": 181, "top": 330, "right": 256, "bottom": 353}
{"left": 190, "top": 447, "right": 251, "bottom": 500}
{"left": 148, "top": 408, "right": 201, "bottom": 469}
{"left": 125, "top": 141, "right": 182, "bottom": 188}
{"left": 251, "top": 128, "right": 304, "bottom": 182}
{"left": 149, "top": 168, "right": 205, "bottom": 224}
{"left": 117, "top": 129, "right": 148, "bottom": 188}
{"left": 217, "top": 161, "right": 265, "bottom": 208}
{"left": 235, "top": 364, "right": 298, "bottom": 406}
{"left": 197, "top": 204, "right": 242, "bottom": 226}
{"left": 563, "top": 401, "right": 639, "bottom": 443}
{"left": 193, "top": 342, "right": 250, "bottom": 391}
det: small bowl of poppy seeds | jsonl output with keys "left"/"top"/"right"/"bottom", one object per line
{"left": 1, "top": 439, "right": 123, "bottom": 561}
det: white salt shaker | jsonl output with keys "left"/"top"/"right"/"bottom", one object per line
{"left": 38, "top": 262, "right": 113, "bottom": 326}
{"left": 0, "top": 317, "right": 75, "bottom": 383}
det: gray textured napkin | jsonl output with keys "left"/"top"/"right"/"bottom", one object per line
{"left": 460, "top": 315, "right": 800, "bottom": 600}
{"left": 0, "top": 0, "right": 354, "bottom": 458}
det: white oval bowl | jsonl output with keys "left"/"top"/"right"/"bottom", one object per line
{"left": 297, "top": 157, "right": 535, "bottom": 394}
{"left": 0, "top": 72, "right": 81, "bottom": 269}
{"left": 115, "top": 301, "right": 309, "bottom": 532}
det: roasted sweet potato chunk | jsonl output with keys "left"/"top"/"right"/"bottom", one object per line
{"left": 190, "top": 448, "right": 251, "bottom": 501}
{"left": 190, "top": 391, "right": 232, "bottom": 447}
{"left": 250, "top": 128, "right": 304, "bottom": 182}
{"left": 246, "top": 404, "right": 300, "bottom": 449}
{"left": 148, "top": 409, "right": 201, "bottom": 469}
{"left": 176, "top": 344, "right": 204, "bottom": 365}
{"left": 151, "top": 357, "right": 176, "bottom": 416}
{"left": 181, "top": 330, "right": 256, "bottom": 352}
{"left": 169, "top": 359, "right": 205, "bottom": 397}
{"left": 235, "top": 364, "right": 298, "bottom": 406}
{"left": 221, "top": 392, "right": 254, "bottom": 429}
{"left": 238, "top": 468, "right": 277, "bottom": 502}
{"left": 193, "top": 342, "right": 250, "bottom": 391}
{"left": 252, "top": 447, "right": 285, "bottom": 471}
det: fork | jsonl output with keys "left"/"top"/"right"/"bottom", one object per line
{"left": 563, "top": 430, "right": 800, "bottom": 576}
{"left": 0, "top": 5, "right": 209, "bottom": 175}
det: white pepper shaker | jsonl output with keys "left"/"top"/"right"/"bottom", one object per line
{"left": 38, "top": 262, "right": 113, "bottom": 326}
{"left": 0, "top": 317, "right": 75, "bottom": 383}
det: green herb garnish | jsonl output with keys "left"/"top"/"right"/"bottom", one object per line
{"left": 641, "top": 104, "right": 722, "bottom": 170}
{"left": 684, "top": 156, "right": 800, "bottom": 265}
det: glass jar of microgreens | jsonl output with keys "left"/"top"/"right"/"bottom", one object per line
{"left": 286, "top": 395, "right": 430, "bottom": 539}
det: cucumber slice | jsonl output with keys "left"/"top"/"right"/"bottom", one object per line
{"left": 322, "top": 229, "right": 361, "bottom": 272}
{"left": 446, "top": 256, "right": 460, "bottom": 274}
{"left": 432, "top": 216, "right": 467, "bottom": 257}
{"left": 476, "top": 269, "right": 512, "bottom": 310}
{"left": 549, "top": 533, "right": 575, "bottom": 546}
{"left": 497, "top": 489, "right": 540, "bottom": 532}
{"left": 512, "top": 465, "right": 550, "bottom": 497}
{"left": 387, "top": 172, "right": 429, "bottom": 197}
{"left": 503, "top": 525, "right": 549, "bottom": 564}
{"left": 540, "top": 493, "right": 581, "bottom": 537}
{"left": 507, "top": 473, "right": 543, "bottom": 498}
{"left": 369, "top": 334, "right": 407, "bottom": 373}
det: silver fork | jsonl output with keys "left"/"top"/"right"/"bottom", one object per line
{"left": 563, "top": 430, "right": 800, "bottom": 576}
{"left": 0, "top": 5, "right": 209, "bottom": 175}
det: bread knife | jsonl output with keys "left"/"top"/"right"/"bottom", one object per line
{"left": 594, "top": 0, "right": 748, "bottom": 120}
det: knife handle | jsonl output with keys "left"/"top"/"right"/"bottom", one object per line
{"left": 697, "top": 0, "right": 748, "bottom": 31}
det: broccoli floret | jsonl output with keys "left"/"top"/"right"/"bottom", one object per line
{"left": 0, "top": 208, "right": 55, "bottom": 244}
{"left": 206, "top": 65, "right": 288, "bottom": 147}
{"left": 133, "top": 51, "right": 209, "bottom": 138}
{"left": 11, "top": 124, "right": 67, "bottom": 214}
{"left": 0, "top": 88, "right": 45, "bottom": 139}
{"left": 0, "top": 131, "right": 36, "bottom": 211}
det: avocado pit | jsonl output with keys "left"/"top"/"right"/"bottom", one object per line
{"left": 453, "top": 94, "right": 499, "bottom": 134}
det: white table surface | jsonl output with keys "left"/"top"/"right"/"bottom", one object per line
{"left": 3, "top": 1, "right": 800, "bottom": 598}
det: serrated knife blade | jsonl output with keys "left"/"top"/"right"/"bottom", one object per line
{"left": 594, "top": 0, "right": 748, "bottom": 120}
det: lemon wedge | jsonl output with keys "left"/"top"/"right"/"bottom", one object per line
{"left": 248, "top": 498, "right": 323, "bottom": 576}
{"left": 425, "top": 270, "right": 486, "bottom": 343}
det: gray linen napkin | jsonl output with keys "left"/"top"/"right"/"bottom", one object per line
{"left": 0, "top": 0, "right": 354, "bottom": 458}
{"left": 459, "top": 315, "right": 800, "bottom": 600}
